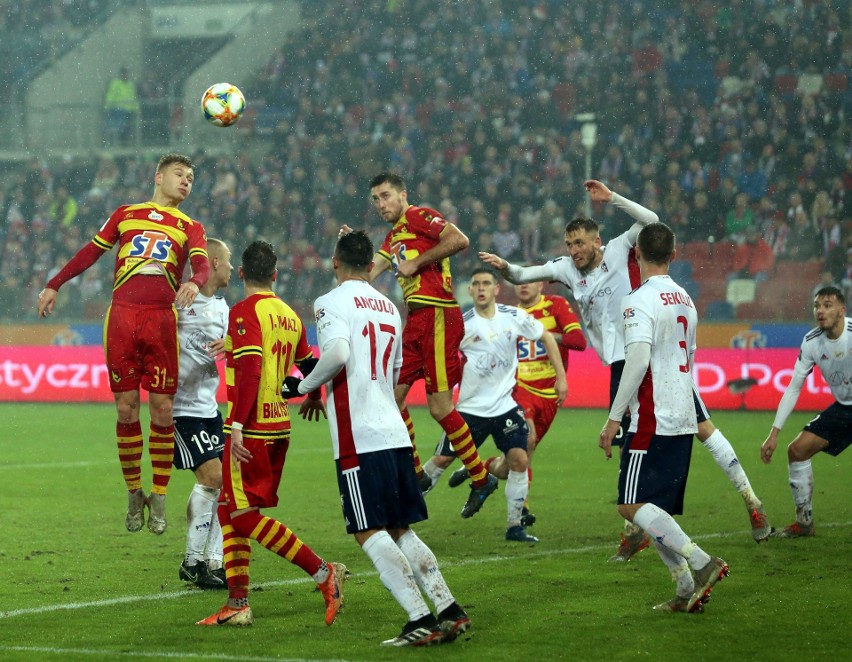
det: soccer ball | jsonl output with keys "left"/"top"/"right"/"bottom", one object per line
{"left": 201, "top": 83, "right": 246, "bottom": 127}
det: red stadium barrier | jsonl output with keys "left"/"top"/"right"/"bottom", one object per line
{"left": 0, "top": 346, "right": 834, "bottom": 412}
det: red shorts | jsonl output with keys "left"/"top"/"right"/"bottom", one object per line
{"left": 223, "top": 436, "right": 290, "bottom": 511}
{"left": 398, "top": 305, "right": 463, "bottom": 394}
{"left": 513, "top": 387, "right": 559, "bottom": 442}
{"left": 104, "top": 301, "right": 178, "bottom": 394}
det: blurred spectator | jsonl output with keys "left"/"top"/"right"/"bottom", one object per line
{"left": 103, "top": 67, "right": 140, "bottom": 146}
{"left": 783, "top": 210, "right": 821, "bottom": 262}
{"left": 725, "top": 192, "right": 756, "bottom": 241}
{"left": 48, "top": 186, "right": 78, "bottom": 228}
{"left": 729, "top": 227, "right": 775, "bottom": 284}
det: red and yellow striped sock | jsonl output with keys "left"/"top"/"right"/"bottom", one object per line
{"left": 148, "top": 422, "right": 175, "bottom": 495}
{"left": 400, "top": 407, "right": 423, "bottom": 478}
{"left": 117, "top": 421, "right": 143, "bottom": 491}
{"left": 219, "top": 503, "right": 250, "bottom": 603}
{"left": 439, "top": 410, "right": 489, "bottom": 488}
{"left": 231, "top": 510, "right": 323, "bottom": 576}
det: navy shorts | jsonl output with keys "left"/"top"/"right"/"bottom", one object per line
{"left": 435, "top": 407, "right": 528, "bottom": 457}
{"left": 803, "top": 402, "right": 852, "bottom": 456}
{"left": 609, "top": 361, "right": 630, "bottom": 447}
{"left": 336, "top": 447, "right": 428, "bottom": 535}
{"left": 174, "top": 412, "right": 224, "bottom": 471}
{"left": 618, "top": 432, "right": 693, "bottom": 515}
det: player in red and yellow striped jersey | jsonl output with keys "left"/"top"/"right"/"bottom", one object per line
{"left": 199, "top": 240, "right": 347, "bottom": 628}
{"left": 514, "top": 281, "right": 586, "bottom": 448}
{"left": 339, "top": 172, "right": 497, "bottom": 519}
{"left": 483, "top": 281, "right": 586, "bottom": 525}
{"left": 38, "top": 153, "right": 209, "bottom": 537}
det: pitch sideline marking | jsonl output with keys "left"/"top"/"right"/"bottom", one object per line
{"left": 0, "top": 647, "right": 340, "bottom": 662}
{"left": 3, "top": 520, "right": 850, "bottom": 621}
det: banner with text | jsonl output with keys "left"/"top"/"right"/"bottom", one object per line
{"left": 0, "top": 346, "right": 834, "bottom": 412}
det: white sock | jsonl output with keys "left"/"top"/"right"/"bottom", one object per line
{"left": 654, "top": 540, "right": 694, "bottom": 599}
{"left": 396, "top": 529, "right": 454, "bottom": 613}
{"left": 788, "top": 460, "right": 814, "bottom": 525}
{"left": 205, "top": 496, "right": 223, "bottom": 569}
{"left": 632, "top": 503, "right": 711, "bottom": 570}
{"left": 422, "top": 458, "right": 446, "bottom": 486}
{"left": 702, "top": 429, "right": 758, "bottom": 506}
{"left": 186, "top": 483, "right": 219, "bottom": 564}
{"left": 505, "top": 470, "right": 528, "bottom": 528}
{"left": 362, "top": 530, "right": 430, "bottom": 621}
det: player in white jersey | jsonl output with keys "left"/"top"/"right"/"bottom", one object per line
{"left": 600, "top": 222, "right": 729, "bottom": 614}
{"left": 481, "top": 179, "right": 771, "bottom": 559}
{"left": 173, "top": 238, "right": 232, "bottom": 589}
{"left": 760, "top": 286, "right": 852, "bottom": 538}
{"left": 420, "top": 268, "right": 567, "bottom": 542}
{"left": 283, "top": 230, "right": 469, "bottom": 647}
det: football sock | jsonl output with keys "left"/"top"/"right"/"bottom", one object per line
{"left": 186, "top": 483, "right": 219, "bottom": 565}
{"left": 632, "top": 503, "right": 711, "bottom": 569}
{"left": 219, "top": 503, "right": 250, "bottom": 604}
{"left": 788, "top": 460, "right": 814, "bottom": 525}
{"left": 654, "top": 540, "right": 694, "bottom": 599}
{"left": 229, "top": 509, "right": 324, "bottom": 576}
{"left": 702, "top": 429, "right": 759, "bottom": 506}
{"left": 400, "top": 407, "right": 423, "bottom": 477}
{"left": 396, "top": 529, "right": 455, "bottom": 614}
{"left": 149, "top": 422, "right": 175, "bottom": 495}
{"left": 505, "top": 470, "right": 529, "bottom": 528}
{"left": 206, "top": 502, "right": 224, "bottom": 569}
{"left": 421, "top": 458, "right": 446, "bottom": 485}
{"left": 439, "top": 410, "right": 489, "bottom": 488}
{"left": 362, "top": 530, "right": 430, "bottom": 621}
{"left": 116, "top": 421, "right": 143, "bottom": 491}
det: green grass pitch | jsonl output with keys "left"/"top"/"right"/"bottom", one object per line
{"left": 0, "top": 403, "right": 847, "bottom": 661}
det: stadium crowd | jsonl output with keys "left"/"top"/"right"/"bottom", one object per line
{"left": 0, "top": 0, "right": 850, "bottom": 323}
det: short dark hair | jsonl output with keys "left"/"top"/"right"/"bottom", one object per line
{"left": 156, "top": 153, "right": 194, "bottom": 173}
{"left": 369, "top": 171, "right": 406, "bottom": 191}
{"left": 565, "top": 217, "right": 599, "bottom": 235}
{"left": 241, "top": 240, "right": 277, "bottom": 284}
{"left": 637, "top": 222, "right": 676, "bottom": 265}
{"left": 814, "top": 286, "right": 845, "bottom": 305}
{"left": 470, "top": 267, "right": 500, "bottom": 283}
{"left": 335, "top": 230, "right": 374, "bottom": 270}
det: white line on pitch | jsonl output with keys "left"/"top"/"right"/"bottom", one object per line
{"left": 0, "top": 647, "right": 343, "bottom": 662}
{"left": 4, "top": 521, "right": 850, "bottom": 621}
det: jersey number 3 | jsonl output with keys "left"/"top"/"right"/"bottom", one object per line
{"left": 677, "top": 315, "right": 690, "bottom": 373}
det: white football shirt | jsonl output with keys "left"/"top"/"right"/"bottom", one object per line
{"left": 621, "top": 275, "right": 698, "bottom": 438}
{"left": 174, "top": 293, "right": 228, "bottom": 418}
{"left": 505, "top": 193, "right": 657, "bottom": 366}
{"left": 773, "top": 317, "right": 852, "bottom": 429}
{"left": 457, "top": 304, "right": 545, "bottom": 417}
{"left": 314, "top": 280, "right": 410, "bottom": 462}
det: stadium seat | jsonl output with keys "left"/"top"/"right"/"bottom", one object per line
{"left": 705, "top": 301, "right": 734, "bottom": 321}
{"left": 726, "top": 279, "right": 756, "bottom": 306}
{"left": 669, "top": 260, "right": 694, "bottom": 282}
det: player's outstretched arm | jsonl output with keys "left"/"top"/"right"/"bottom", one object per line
{"left": 478, "top": 252, "right": 555, "bottom": 285}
